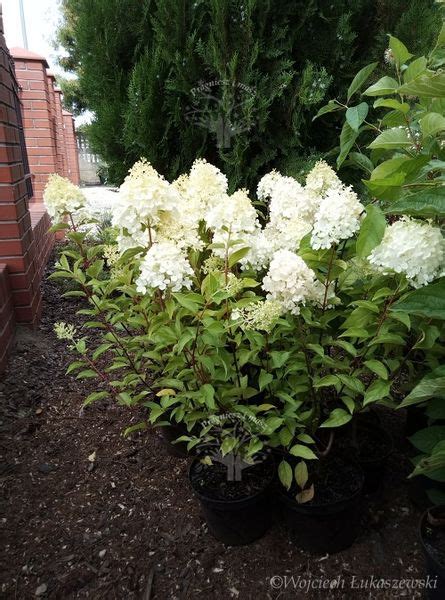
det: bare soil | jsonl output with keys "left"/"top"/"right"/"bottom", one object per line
{"left": 0, "top": 250, "right": 430, "bottom": 599}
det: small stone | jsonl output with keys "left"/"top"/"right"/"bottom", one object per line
{"left": 35, "top": 583, "right": 47, "bottom": 596}
{"left": 99, "top": 549, "right": 107, "bottom": 558}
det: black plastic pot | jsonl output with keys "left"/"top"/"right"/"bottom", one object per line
{"left": 420, "top": 506, "right": 445, "bottom": 599}
{"left": 278, "top": 459, "right": 364, "bottom": 554}
{"left": 356, "top": 424, "right": 393, "bottom": 494}
{"left": 189, "top": 457, "right": 274, "bottom": 546}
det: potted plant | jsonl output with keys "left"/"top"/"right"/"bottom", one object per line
{"left": 47, "top": 34, "right": 445, "bottom": 548}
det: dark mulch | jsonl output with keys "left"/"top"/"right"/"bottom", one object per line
{"left": 0, "top": 250, "right": 430, "bottom": 599}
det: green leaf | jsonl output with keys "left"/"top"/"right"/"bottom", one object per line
{"left": 403, "top": 56, "right": 427, "bottom": 83}
{"left": 347, "top": 62, "right": 378, "bottom": 101}
{"left": 398, "top": 72, "right": 445, "bottom": 98}
{"left": 364, "top": 359, "right": 388, "bottom": 380}
{"left": 83, "top": 391, "right": 109, "bottom": 406}
{"left": 337, "top": 121, "right": 359, "bottom": 169}
{"left": 289, "top": 445, "right": 318, "bottom": 460}
{"left": 400, "top": 376, "right": 445, "bottom": 408}
{"left": 295, "top": 461, "right": 308, "bottom": 488}
{"left": 221, "top": 437, "right": 237, "bottom": 456}
{"left": 409, "top": 426, "right": 445, "bottom": 454}
{"left": 368, "top": 127, "right": 411, "bottom": 150}
{"left": 347, "top": 152, "right": 374, "bottom": 174}
{"left": 392, "top": 281, "right": 445, "bottom": 319}
{"left": 270, "top": 351, "right": 291, "bottom": 369}
{"left": 228, "top": 247, "right": 250, "bottom": 268}
{"left": 363, "top": 380, "right": 391, "bottom": 406}
{"left": 346, "top": 102, "right": 369, "bottom": 131}
{"left": 420, "top": 112, "right": 445, "bottom": 137}
{"left": 76, "top": 369, "right": 97, "bottom": 379}
{"left": 259, "top": 370, "right": 273, "bottom": 391}
{"left": 313, "top": 374, "right": 340, "bottom": 389}
{"left": 386, "top": 188, "right": 445, "bottom": 217}
{"left": 278, "top": 460, "right": 293, "bottom": 490}
{"left": 173, "top": 293, "right": 199, "bottom": 312}
{"left": 338, "top": 374, "right": 364, "bottom": 394}
{"left": 364, "top": 76, "right": 399, "bottom": 96}
{"left": 320, "top": 408, "right": 352, "bottom": 428}
{"left": 388, "top": 35, "right": 412, "bottom": 67}
{"left": 356, "top": 204, "right": 386, "bottom": 258}
{"left": 373, "top": 98, "right": 410, "bottom": 113}
{"left": 313, "top": 99, "right": 341, "bottom": 121}
{"left": 369, "top": 333, "right": 405, "bottom": 346}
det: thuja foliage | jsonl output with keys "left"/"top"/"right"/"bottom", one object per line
{"left": 56, "top": 0, "right": 442, "bottom": 188}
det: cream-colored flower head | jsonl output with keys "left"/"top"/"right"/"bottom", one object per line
{"left": 262, "top": 250, "right": 324, "bottom": 315}
{"left": 43, "top": 174, "right": 85, "bottom": 222}
{"left": 368, "top": 218, "right": 445, "bottom": 288}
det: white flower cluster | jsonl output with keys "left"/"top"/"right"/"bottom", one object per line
{"left": 43, "top": 174, "right": 85, "bottom": 222}
{"left": 305, "top": 160, "right": 342, "bottom": 197}
{"left": 113, "top": 159, "right": 181, "bottom": 252}
{"left": 207, "top": 188, "right": 260, "bottom": 256}
{"left": 54, "top": 321, "right": 77, "bottom": 341}
{"left": 186, "top": 158, "right": 228, "bottom": 213}
{"left": 262, "top": 250, "right": 324, "bottom": 315}
{"left": 135, "top": 241, "right": 194, "bottom": 294}
{"left": 310, "top": 184, "right": 364, "bottom": 250}
{"left": 232, "top": 299, "right": 284, "bottom": 333}
{"left": 368, "top": 218, "right": 445, "bottom": 288}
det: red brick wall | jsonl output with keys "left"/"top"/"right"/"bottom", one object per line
{"left": 0, "top": 8, "right": 55, "bottom": 371}
{"left": 9, "top": 47, "right": 57, "bottom": 202}
{"left": 54, "top": 87, "right": 68, "bottom": 178}
{"left": 63, "top": 110, "right": 80, "bottom": 185}
{"left": 0, "top": 263, "right": 14, "bottom": 372}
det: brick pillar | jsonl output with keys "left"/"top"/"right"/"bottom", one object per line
{"left": 63, "top": 110, "right": 80, "bottom": 185}
{"left": 10, "top": 47, "right": 57, "bottom": 203}
{"left": 54, "top": 87, "right": 68, "bottom": 178}
{"left": 0, "top": 13, "right": 36, "bottom": 336}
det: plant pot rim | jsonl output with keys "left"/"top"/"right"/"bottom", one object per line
{"left": 278, "top": 457, "right": 364, "bottom": 510}
{"left": 188, "top": 455, "right": 274, "bottom": 506}
{"left": 419, "top": 505, "right": 445, "bottom": 576}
